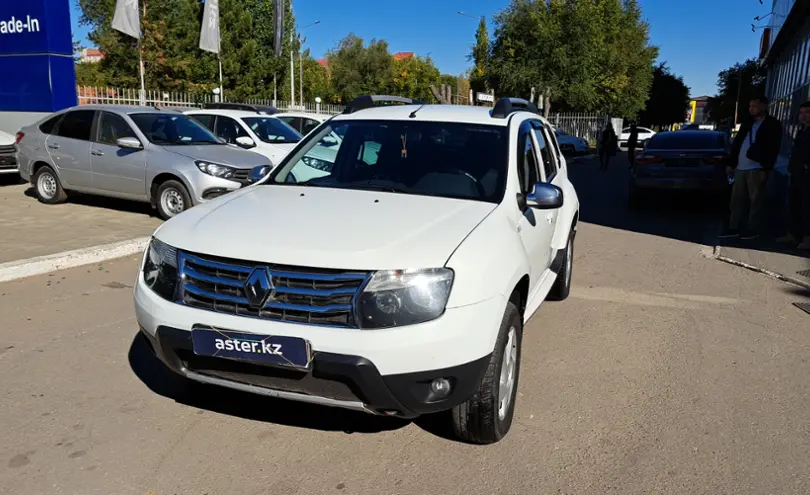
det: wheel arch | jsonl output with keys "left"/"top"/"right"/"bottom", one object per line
{"left": 149, "top": 173, "right": 192, "bottom": 207}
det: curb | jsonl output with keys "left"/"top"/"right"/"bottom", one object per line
{"left": 712, "top": 245, "right": 810, "bottom": 290}
{"left": 0, "top": 237, "right": 150, "bottom": 283}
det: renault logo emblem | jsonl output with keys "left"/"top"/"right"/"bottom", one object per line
{"left": 244, "top": 267, "right": 275, "bottom": 309}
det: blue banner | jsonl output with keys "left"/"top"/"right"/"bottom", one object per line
{"left": 0, "top": 0, "right": 77, "bottom": 112}
{"left": 0, "top": 0, "right": 74, "bottom": 56}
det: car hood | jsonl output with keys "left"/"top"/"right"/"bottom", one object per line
{"left": 162, "top": 144, "right": 270, "bottom": 168}
{"left": 154, "top": 185, "right": 496, "bottom": 270}
{"left": 0, "top": 129, "right": 15, "bottom": 145}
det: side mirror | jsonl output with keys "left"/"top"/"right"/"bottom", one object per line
{"left": 526, "top": 182, "right": 563, "bottom": 209}
{"left": 116, "top": 137, "right": 143, "bottom": 150}
{"left": 236, "top": 136, "right": 256, "bottom": 149}
{"left": 248, "top": 164, "right": 272, "bottom": 184}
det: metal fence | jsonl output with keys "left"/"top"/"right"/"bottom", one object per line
{"left": 546, "top": 113, "right": 608, "bottom": 144}
{"left": 76, "top": 86, "right": 345, "bottom": 115}
{"left": 76, "top": 87, "right": 606, "bottom": 138}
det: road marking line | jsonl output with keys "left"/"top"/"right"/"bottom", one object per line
{"left": 0, "top": 237, "right": 149, "bottom": 283}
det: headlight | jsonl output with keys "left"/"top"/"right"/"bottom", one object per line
{"left": 143, "top": 238, "right": 178, "bottom": 300}
{"left": 195, "top": 160, "right": 237, "bottom": 179}
{"left": 357, "top": 268, "right": 454, "bottom": 329}
{"left": 301, "top": 156, "right": 333, "bottom": 172}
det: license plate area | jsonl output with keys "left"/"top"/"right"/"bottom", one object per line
{"left": 191, "top": 324, "right": 312, "bottom": 370}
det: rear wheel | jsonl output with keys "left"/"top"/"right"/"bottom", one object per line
{"left": 34, "top": 165, "right": 68, "bottom": 204}
{"left": 628, "top": 180, "right": 644, "bottom": 209}
{"left": 451, "top": 301, "right": 522, "bottom": 445}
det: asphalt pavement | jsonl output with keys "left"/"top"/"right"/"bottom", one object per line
{"left": 1, "top": 154, "right": 809, "bottom": 494}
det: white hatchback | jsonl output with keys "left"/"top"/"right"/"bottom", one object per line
{"left": 184, "top": 108, "right": 302, "bottom": 166}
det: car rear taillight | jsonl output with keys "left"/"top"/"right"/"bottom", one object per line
{"left": 636, "top": 154, "right": 663, "bottom": 165}
{"left": 702, "top": 155, "right": 726, "bottom": 165}
{"left": 15, "top": 132, "right": 24, "bottom": 145}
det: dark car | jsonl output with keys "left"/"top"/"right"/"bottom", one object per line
{"left": 629, "top": 130, "right": 729, "bottom": 208}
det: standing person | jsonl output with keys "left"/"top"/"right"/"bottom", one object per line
{"left": 776, "top": 101, "right": 810, "bottom": 249}
{"left": 627, "top": 122, "right": 639, "bottom": 171}
{"left": 718, "top": 96, "right": 783, "bottom": 240}
{"left": 598, "top": 121, "right": 617, "bottom": 171}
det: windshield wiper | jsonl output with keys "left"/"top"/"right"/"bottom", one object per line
{"left": 343, "top": 181, "right": 410, "bottom": 194}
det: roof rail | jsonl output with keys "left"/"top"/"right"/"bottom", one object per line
{"left": 342, "top": 95, "right": 425, "bottom": 114}
{"left": 202, "top": 102, "right": 279, "bottom": 114}
{"left": 491, "top": 97, "right": 540, "bottom": 119}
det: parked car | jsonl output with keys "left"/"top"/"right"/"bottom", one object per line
{"left": 619, "top": 126, "right": 656, "bottom": 149}
{"left": 273, "top": 111, "right": 332, "bottom": 136}
{"left": 628, "top": 130, "right": 730, "bottom": 208}
{"left": 134, "top": 95, "right": 580, "bottom": 445}
{"left": 16, "top": 105, "right": 272, "bottom": 219}
{"left": 553, "top": 129, "right": 589, "bottom": 155}
{"left": 184, "top": 108, "right": 303, "bottom": 166}
{"left": 202, "top": 102, "right": 280, "bottom": 115}
{"left": 0, "top": 129, "right": 18, "bottom": 177}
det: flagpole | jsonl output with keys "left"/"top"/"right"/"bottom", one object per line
{"left": 218, "top": 54, "right": 224, "bottom": 101}
{"left": 139, "top": 0, "right": 147, "bottom": 106}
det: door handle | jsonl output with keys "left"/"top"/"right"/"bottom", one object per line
{"left": 47, "top": 143, "right": 60, "bottom": 150}
{"left": 545, "top": 213, "right": 554, "bottom": 224}
{"left": 91, "top": 150, "right": 104, "bottom": 156}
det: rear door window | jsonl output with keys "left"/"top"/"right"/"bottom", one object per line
{"left": 301, "top": 118, "right": 320, "bottom": 135}
{"left": 54, "top": 110, "right": 96, "bottom": 141}
{"left": 39, "top": 114, "right": 64, "bottom": 135}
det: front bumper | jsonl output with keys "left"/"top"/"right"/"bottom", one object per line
{"left": 184, "top": 172, "right": 246, "bottom": 205}
{"left": 0, "top": 154, "right": 18, "bottom": 174}
{"left": 632, "top": 177, "right": 726, "bottom": 191}
{"left": 134, "top": 273, "right": 505, "bottom": 417}
{"left": 139, "top": 325, "right": 490, "bottom": 418}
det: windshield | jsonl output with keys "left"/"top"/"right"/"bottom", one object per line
{"left": 269, "top": 120, "right": 508, "bottom": 203}
{"left": 243, "top": 117, "right": 301, "bottom": 144}
{"left": 647, "top": 132, "right": 726, "bottom": 150}
{"left": 130, "top": 113, "right": 220, "bottom": 145}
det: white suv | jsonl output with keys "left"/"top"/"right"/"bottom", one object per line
{"left": 134, "top": 95, "right": 580, "bottom": 444}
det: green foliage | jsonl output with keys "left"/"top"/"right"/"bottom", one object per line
{"left": 75, "top": 62, "right": 108, "bottom": 86}
{"left": 487, "top": 0, "right": 658, "bottom": 117}
{"left": 326, "top": 34, "right": 394, "bottom": 103}
{"left": 637, "top": 63, "right": 690, "bottom": 127}
{"left": 300, "top": 51, "right": 333, "bottom": 103}
{"left": 391, "top": 55, "right": 442, "bottom": 102}
{"left": 469, "top": 17, "right": 490, "bottom": 93}
{"left": 705, "top": 59, "right": 767, "bottom": 126}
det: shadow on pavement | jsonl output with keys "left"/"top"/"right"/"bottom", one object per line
{"left": 0, "top": 174, "right": 24, "bottom": 186}
{"left": 569, "top": 154, "right": 725, "bottom": 246}
{"left": 127, "top": 332, "right": 411, "bottom": 435}
{"left": 23, "top": 186, "right": 155, "bottom": 217}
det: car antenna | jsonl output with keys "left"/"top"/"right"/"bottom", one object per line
{"left": 409, "top": 102, "right": 428, "bottom": 119}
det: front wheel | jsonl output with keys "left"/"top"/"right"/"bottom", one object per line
{"left": 451, "top": 301, "right": 523, "bottom": 444}
{"left": 155, "top": 180, "right": 192, "bottom": 220}
{"left": 548, "top": 231, "right": 574, "bottom": 301}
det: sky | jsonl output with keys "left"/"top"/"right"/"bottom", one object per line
{"left": 69, "top": 0, "right": 772, "bottom": 98}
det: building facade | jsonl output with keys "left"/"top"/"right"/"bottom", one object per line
{"left": 761, "top": 0, "right": 810, "bottom": 156}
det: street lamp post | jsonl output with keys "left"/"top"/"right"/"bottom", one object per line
{"left": 294, "top": 21, "right": 320, "bottom": 109}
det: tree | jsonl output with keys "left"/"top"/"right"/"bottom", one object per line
{"left": 327, "top": 34, "right": 394, "bottom": 103}
{"left": 391, "top": 55, "right": 441, "bottom": 101}
{"left": 300, "top": 51, "right": 333, "bottom": 103}
{"left": 487, "top": 0, "right": 657, "bottom": 117}
{"left": 705, "top": 58, "right": 766, "bottom": 127}
{"left": 469, "top": 17, "right": 490, "bottom": 93}
{"left": 637, "top": 63, "right": 690, "bottom": 128}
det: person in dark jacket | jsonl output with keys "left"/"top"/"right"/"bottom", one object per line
{"left": 598, "top": 121, "right": 617, "bottom": 171}
{"left": 627, "top": 122, "right": 639, "bottom": 171}
{"left": 776, "top": 101, "right": 810, "bottom": 250}
{"left": 718, "top": 96, "right": 784, "bottom": 240}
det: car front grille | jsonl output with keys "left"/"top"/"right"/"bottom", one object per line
{"left": 0, "top": 144, "right": 16, "bottom": 154}
{"left": 231, "top": 168, "right": 250, "bottom": 185}
{"left": 177, "top": 251, "right": 370, "bottom": 327}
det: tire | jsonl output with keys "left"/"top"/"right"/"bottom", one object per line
{"left": 33, "top": 165, "right": 68, "bottom": 204}
{"left": 155, "top": 180, "right": 192, "bottom": 220}
{"left": 548, "top": 230, "right": 574, "bottom": 301}
{"left": 451, "top": 301, "right": 523, "bottom": 445}
{"left": 628, "top": 180, "right": 644, "bottom": 209}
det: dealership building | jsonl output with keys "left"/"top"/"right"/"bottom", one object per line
{"left": 760, "top": 0, "right": 810, "bottom": 158}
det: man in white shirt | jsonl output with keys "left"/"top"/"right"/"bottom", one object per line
{"left": 719, "top": 96, "right": 783, "bottom": 240}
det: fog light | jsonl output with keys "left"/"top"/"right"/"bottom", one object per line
{"left": 430, "top": 378, "right": 452, "bottom": 398}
